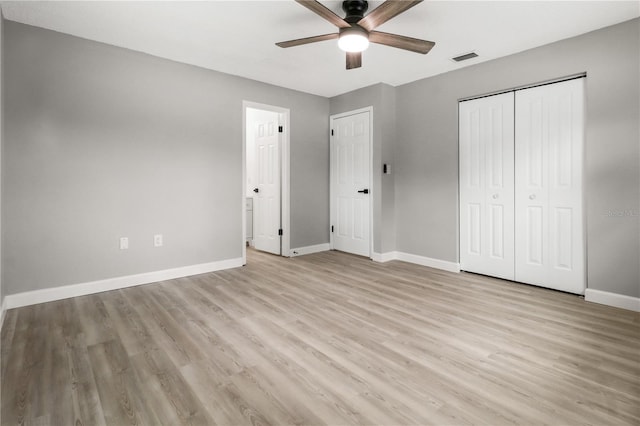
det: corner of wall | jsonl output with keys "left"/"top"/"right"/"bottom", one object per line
{"left": 0, "top": 7, "right": 5, "bottom": 328}
{"left": 379, "top": 83, "right": 397, "bottom": 254}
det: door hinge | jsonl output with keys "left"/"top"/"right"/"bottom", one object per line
{"left": 278, "top": 126, "right": 283, "bottom": 133}
{"left": 278, "top": 229, "right": 283, "bottom": 236}
{"left": 331, "top": 225, "right": 334, "bottom": 233}
{"left": 331, "top": 129, "right": 334, "bottom": 136}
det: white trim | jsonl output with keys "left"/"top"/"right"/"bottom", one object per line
{"left": 289, "top": 243, "right": 330, "bottom": 257}
{"left": 372, "top": 251, "right": 461, "bottom": 273}
{"left": 585, "top": 289, "right": 640, "bottom": 312}
{"left": 280, "top": 111, "right": 291, "bottom": 258}
{"left": 396, "top": 252, "right": 461, "bottom": 273}
{"left": 329, "top": 106, "right": 374, "bottom": 258}
{"left": 242, "top": 101, "right": 291, "bottom": 263}
{"left": 458, "top": 73, "right": 587, "bottom": 103}
{"left": 0, "top": 297, "right": 7, "bottom": 332}
{"left": 242, "top": 105, "right": 247, "bottom": 264}
{"left": 3, "top": 257, "right": 243, "bottom": 310}
{"left": 371, "top": 251, "right": 397, "bottom": 263}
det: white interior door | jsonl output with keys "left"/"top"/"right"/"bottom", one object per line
{"left": 459, "top": 92, "right": 515, "bottom": 280}
{"left": 252, "top": 109, "right": 281, "bottom": 255}
{"left": 515, "top": 78, "right": 585, "bottom": 294}
{"left": 331, "top": 110, "right": 371, "bottom": 257}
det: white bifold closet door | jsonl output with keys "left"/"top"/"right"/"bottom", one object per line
{"left": 459, "top": 92, "right": 515, "bottom": 280}
{"left": 459, "top": 78, "right": 585, "bottom": 294}
{"left": 514, "top": 78, "right": 585, "bottom": 294}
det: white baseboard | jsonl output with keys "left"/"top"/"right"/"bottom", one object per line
{"left": 396, "top": 252, "right": 461, "bottom": 273}
{"left": 585, "top": 289, "right": 640, "bottom": 312}
{"left": 372, "top": 251, "right": 461, "bottom": 273}
{"left": 289, "top": 243, "right": 330, "bottom": 257}
{"left": 371, "top": 251, "right": 397, "bottom": 262}
{"left": 0, "top": 297, "right": 7, "bottom": 332}
{"left": 4, "top": 257, "right": 244, "bottom": 310}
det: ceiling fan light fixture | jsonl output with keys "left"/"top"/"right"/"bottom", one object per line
{"left": 338, "top": 26, "right": 369, "bottom": 52}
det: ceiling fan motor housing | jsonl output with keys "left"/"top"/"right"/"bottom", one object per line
{"left": 342, "top": 0, "right": 369, "bottom": 23}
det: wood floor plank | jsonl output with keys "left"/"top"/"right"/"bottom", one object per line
{"left": 67, "top": 341, "right": 107, "bottom": 426}
{"left": 129, "top": 348, "right": 215, "bottom": 426}
{"left": 4, "top": 304, "right": 49, "bottom": 425}
{"left": 0, "top": 310, "right": 19, "bottom": 380}
{"left": 87, "top": 339, "right": 164, "bottom": 425}
{"left": 74, "top": 294, "right": 117, "bottom": 347}
{"left": 100, "top": 291, "right": 158, "bottom": 356}
{"left": 2, "top": 248, "right": 639, "bottom": 425}
{"left": 126, "top": 285, "right": 207, "bottom": 368}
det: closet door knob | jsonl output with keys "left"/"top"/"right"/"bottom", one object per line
{"left": 529, "top": 194, "right": 536, "bottom": 200}
{"left": 492, "top": 194, "right": 499, "bottom": 199}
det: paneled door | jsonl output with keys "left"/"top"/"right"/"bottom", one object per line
{"left": 330, "top": 109, "right": 371, "bottom": 257}
{"left": 253, "top": 110, "right": 281, "bottom": 255}
{"left": 515, "top": 78, "right": 585, "bottom": 293}
{"left": 459, "top": 92, "right": 515, "bottom": 280}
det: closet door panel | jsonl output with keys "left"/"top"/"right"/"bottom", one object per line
{"left": 516, "top": 95, "right": 549, "bottom": 283}
{"left": 460, "top": 92, "right": 515, "bottom": 280}
{"left": 515, "top": 78, "right": 585, "bottom": 294}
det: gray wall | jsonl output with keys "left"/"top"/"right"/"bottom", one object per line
{"left": 394, "top": 18, "right": 639, "bottom": 298}
{"left": 2, "top": 21, "right": 329, "bottom": 295}
{"left": 0, "top": 13, "right": 3, "bottom": 310}
{"left": 330, "top": 83, "right": 397, "bottom": 254}
{"left": 3, "top": 17, "right": 638, "bottom": 301}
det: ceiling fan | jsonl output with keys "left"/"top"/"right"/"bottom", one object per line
{"left": 276, "top": 0, "right": 435, "bottom": 70}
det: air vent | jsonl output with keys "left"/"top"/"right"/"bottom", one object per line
{"left": 451, "top": 52, "right": 478, "bottom": 62}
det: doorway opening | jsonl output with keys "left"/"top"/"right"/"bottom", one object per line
{"left": 243, "top": 102, "right": 290, "bottom": 264}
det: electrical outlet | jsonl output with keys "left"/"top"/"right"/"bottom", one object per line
{"left": 154, "top": 234, "right": 163, "bottom": 247}
{"left": 119, "top": 237, "right": 129, "bottom": 250}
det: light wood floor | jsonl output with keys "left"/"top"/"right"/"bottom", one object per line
{"left": 1, "top": 249, "right": 639, "bottom": 425}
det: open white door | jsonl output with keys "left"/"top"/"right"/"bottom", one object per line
{"left": 330, "top": 109, "right": 371, "bottom": 257}
{"left": 251, "top": 109, "right": 281, "bottom": 255}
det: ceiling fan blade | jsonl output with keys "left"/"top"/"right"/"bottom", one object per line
{"left": 295, "top": 0, "right": 351, "bottom": 29}
{"left": 369, "top": 31, "right": 435, "bottom": 54}
{"left": 346, "top": 52, "right": 362, "bottom": 70}
{"left": 276, "top": 33, "right": 339, "bottom": 48}
{"left": 358, "top": 0, "right": 423, "bottom": 31}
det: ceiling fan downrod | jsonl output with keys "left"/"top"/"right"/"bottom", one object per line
{"left": 342, "top": 0, "right": 369, "bottom": 24}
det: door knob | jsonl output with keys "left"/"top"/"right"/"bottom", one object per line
{"left": 529, "top": 194, "right": 536, "bottom": 200}
{"left": 253, "top": 188, "right": 259, "bottom": 193}
{"left": 492, "top": 194, "right": 499, "bottom": 199}
{"left": 357, "top": 189, "right": 369, "bottom": 194}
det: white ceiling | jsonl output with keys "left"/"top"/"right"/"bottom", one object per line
{"left": 1, "top": 1, "right": 638, "bottom": 97}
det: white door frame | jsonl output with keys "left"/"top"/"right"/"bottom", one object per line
{"left": 329, "top": 106, "right": 374, "bottom": 258}
{"left": 242, "top": 101, "right": 290, "bottom": 264}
